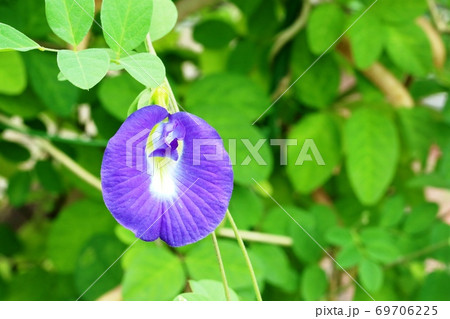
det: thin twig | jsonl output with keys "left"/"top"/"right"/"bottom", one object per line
{"left": 217, "top": 228, "right": 293, "bottom": 246}
{"left": 226, "top": 210, "right": 263, "bottom": 301}
{"left": 0, "top": 114, "right": 102, "bottom": 191}
{"left": 211, "top": 232, "right": 231, "bottom": 301}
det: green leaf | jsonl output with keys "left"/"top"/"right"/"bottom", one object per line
{"left": 404, "top": 203, "right": 438, "bottom": 234}
{"left": 291, "top": 34, "right": 340, "bottom": 108}
{"left": 150, "top": 0, "right": 178, "bottom": 41}
{"left": 344, "top": 108, "right": 399, "bottom": 205}
{"left": 430, "top": 222, "right": 450, "bottom": 263}
{"left": 373, "top": 0, "right": 427, "bottom": 22}
{"left": 185, "top": 240, "right": 265, "bottom": 291}
{"left": 45, "top": 0, "right": 94, "bottom": 46}
{"left": 188, "top": 280, "right": 240, "bottom": 301}
{"left": 7, "top": 171, "right": 31, "bottom": 207}
{"left": 35, "top": 161, "right": 63, "bottom": 193}
{"left": 288, "top": 209, "right": 323, "bottom": 263}
{"left": 247, "top": 0, "right": 277, "bottom": 39}
{"left": 301, "top": 265, "right": 328, "bottom": 301}
{"left": 0, "top": 0, "right": 51, "bottom": 39}
{"left": 348, "top": 13, "right": 384, "bottom": 69}
{"left": 379, "top": 195, "right": 405, "bottom": 227}
{"left": 397, "top": 107, "right": 438, "bottom": 161}
{"left": 0, "top": 22, "right": 41, "bottom": 51}
{"left": 25, "top": 52, "right": 80, "bottom": 116}
{"left": 251, "top": 244, "right": 297, "bottom": 293}
{"left": 57, "top": 49, "right": 110, "bottom": 90}
{"left": 227, "top": 40, "right": 259, "bottom": 74}
{"left": 190, "top": 107, "right": 272, "bottom": 185}
{"left": 114, "top": 224, "right": 136, "bottom": 245}
{"left": 365, "top": 240, "right": 400, "bottom": 264}
{"left": 307, "top": 3, "right": 345, "bottom": 55}
{"left": 336, "top": 244, "right": 362, "bottom": 269}
{"left": 0, "top": 90, "right": 44, "bottom": 119}
{"left": 287, "top": 113, "right": 341, "bottom": 193}
{"left": 386, "top": 23, "right": 433, "bottom": 77}
{"left": 419, "top": 271, "right": 450, "bottom": 301}
{"left": 230, "top": 0, "right": 262, "bottom": 16}
{"left": 185, "top": 73, "right": 271, "bottom": 122}
{"left": 0, "top": 224, "right": 22, "bottom": 256}
{"left": 75, "top": 234, "right": 125, "bottom": 300}
{"left": 6, "top": 268, "right": 77, "bottom": 301}
{"left": 325, "top": 227, "right": 353, "bottom": 247}
{"left": 47, "top": 200, "right": 116, "bottom": 272}
{"left": 358, "top": 259, "right": 383, "bottom": 292}
{"left": 260, "top": 205, "right": 301, "bottom": 235}
{"left": 122, "top": 245, "right": 185, "bottom": 301}
{"left": 227, "top": 185, "right": 263, "bottom": 229}
{"left": 101, "top": 0, "right": 153, "bottom": 55}
{"left": 312, "top": 205, "right": 338, "bottom": 242}
{"left": 438, "top": 141, "right": 450, "bottom": 181}
{"left": 0, "top": 51, "right": 26, "bottom": 95}
{"left": 0, "top": 140, "right": 30, "bottom": 162}
{"left": 194, "top": 20, "right": 236, "bottom": 49}
{"left": 98, "top": 72, "right": 144, "bottom": 120}
{"left": 119, "top": 53, "right": 165, "bottom": 88}
{"left": 443, "top": 98, "right": 450, "bottom": 125}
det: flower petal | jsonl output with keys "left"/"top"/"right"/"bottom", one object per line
{"left": 101, "top": 105, "right": 233, "bottom": 246}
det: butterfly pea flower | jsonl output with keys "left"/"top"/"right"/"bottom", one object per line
{"left": 101, "top": 105, "right": 233, "bottom": 247}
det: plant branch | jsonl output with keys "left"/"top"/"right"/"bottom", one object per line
{"left": 0, "top": 114, "right": 102, "bottom": 191}
{"left": 427, "top": 0, "right": 450, "bottom": 33}
{"left": 337, "top": 41, "right": 414, "bottom": 108}
{"left": 226, "top": 210, "right": 263, "bottom": 301}
{"left": 217, "top": 228, "right": 293, "bottom": 246}
{"left": 417, "top": 17, "right": 447, "bottom": 69}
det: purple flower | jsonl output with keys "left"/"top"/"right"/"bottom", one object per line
{"left": 101, "top": 105, "right": 233, "bottom": 247}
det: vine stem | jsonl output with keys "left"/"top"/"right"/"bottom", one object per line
{"left": 211, "top": 232, "right": 231, "bottom": 301}
{"left": 226, "top": 210, "right": 263, "bottom": 301}
{"left": 269, "top": 0, "right": 311, "bottom": 60}
{"left": 145, "top": 34, "right": 179, "bottom": 113}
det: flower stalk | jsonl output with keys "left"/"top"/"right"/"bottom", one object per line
{"left": 211, "top": 232, "right": 232, "bottom": 301}
{"left": 226, "top": 210, "right": 263, "bottom": 301}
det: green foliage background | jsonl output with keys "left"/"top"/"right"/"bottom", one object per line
{"left": 0, "top": 0, "right": 449, "bottom": 301}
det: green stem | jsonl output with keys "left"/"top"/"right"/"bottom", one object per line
{"left": 145, "top": 34, "right": 179, "bottom": 113}
{"left": 226, "top": 210, "right": 263, "bottom": 301}
{"left": 211, "top": 232, "right": 231, "bottom": 301}
{"left": 269, "top": 0, "right": 311, "bottom": 60}
{"left": 217, "top": 227, "right": 292, "bottom": 246}
{"left": 40, "top": 47, "right": 59, "bottom": 52}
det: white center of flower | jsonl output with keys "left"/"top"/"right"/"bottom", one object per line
{"left": 144, "top": 117, "right": 185, "bottom": 199}
{"left": 147, "top": 156, "right": 177, "bottom": 198}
